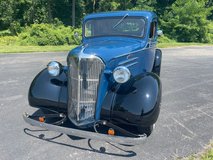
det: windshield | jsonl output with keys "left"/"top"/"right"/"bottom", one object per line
{"left": 84, "top": 16, "right": 146, "bottom": 38}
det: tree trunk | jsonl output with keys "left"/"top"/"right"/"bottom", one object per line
{"left": 47, "top": 0, "right": 52, "bottom": 23}
{"left": 93, "top": 0, "right": 96, "bottom": 13}
{"left": 72, "top": 0, "right": 75, "bottom": 27}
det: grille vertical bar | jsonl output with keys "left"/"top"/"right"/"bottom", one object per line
{"left": 68, "top": 55, "right": 104, "bottom": 127}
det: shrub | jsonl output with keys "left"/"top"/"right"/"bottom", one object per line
{"left": 207, "top": 22, "right": 213, "bottom": 43}
{"left": 0, "top": 36, "right": 18, "bottom": 45}
{"left": 72, "top": 28, "right": 82, "bottom": 45}
{"left": 18, "top": 23, "right": 82, "bottom": 46}
{"left": 0, "top": 30, "right": 13, "bottom": 36}
{"left": 9, "top": 21, "right": 22, "bottom": 35}
{"left": 158, "top": 35, "right": 176, "bottom": 43}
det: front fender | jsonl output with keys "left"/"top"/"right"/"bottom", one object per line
{"left": 111, "top": 72, "right": 161, "bottom": 127}
{"left": 28, "top": 68, "right": 68, "bottom": 111}
{"left": 152, "top": 49, "right": 162, "bottom": 76}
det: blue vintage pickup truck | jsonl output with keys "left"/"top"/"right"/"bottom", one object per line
{"left": 23, "top": 11, "right": 162, "bottom": 145}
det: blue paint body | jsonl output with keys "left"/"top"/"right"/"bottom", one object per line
{"left": 29, "top": 11, "right": 162, "bottom": 129}
{"left": 69, "top": 11, "right": 158, "bottom": 121}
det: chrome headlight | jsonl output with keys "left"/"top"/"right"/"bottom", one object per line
{"left": 47, "top": 61, "right": 62, "bottom": 76}
{"left": 113, "top": 66, "right": 131, "bottom": 83}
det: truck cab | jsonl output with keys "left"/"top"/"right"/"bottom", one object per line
{"left": 24, "top": 11, "right": 162, "bottom": 145}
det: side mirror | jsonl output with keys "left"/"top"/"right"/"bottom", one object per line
{"left": 74, "top": 32, "right": 79, "bottom": 39}
{"left": 73, "top": 31, "right": 82, "bottom": 44}
{"left": 157, "top": 30, "right": 163, "bottom": 36}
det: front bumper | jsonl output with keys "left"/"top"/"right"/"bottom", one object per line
{"left": 23, "top": 112, "right": 147, "bottom": 145}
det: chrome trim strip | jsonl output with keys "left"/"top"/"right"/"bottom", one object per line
{"left": 72, "top": 99, "right": 96, "bottom": 103}
{"left": 118, "top": 57, "right": 138, "bottom": 66}
{"left": 114, "top": 43, "right": 156, "bottom": 59}
{"left": 114, "top": 47, "right": 147, "bottom": 59}
{"left": 23, "top": 113, "right": 147, "bottom": 145}
{"left": 71, "top": 77, "right": 99, "bottom": 82}
{"left": 125, "top": 62, "right": 138, "bottom": 68}
{"left": 77, "top": 65, "right": 81, "bottom": 121}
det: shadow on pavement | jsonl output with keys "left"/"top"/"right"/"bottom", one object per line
{"left": 23, "top": 128, "right": 137, "bottom": 157}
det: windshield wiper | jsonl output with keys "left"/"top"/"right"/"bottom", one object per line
{"left": 113, "top": 13, "right": 129, "bottom": 29}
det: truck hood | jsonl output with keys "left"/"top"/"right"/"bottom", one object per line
{"left": 71, "top": 37, "right": 147, "bottom": 63}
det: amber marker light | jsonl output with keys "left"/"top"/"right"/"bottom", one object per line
{"left": 39, "top": 117, "right": 45, "bottom": 122}
{"left": 108, "top": 128, "right": 115, "bottom": 136}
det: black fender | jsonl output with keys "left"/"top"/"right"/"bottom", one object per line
{"left": 28, "top": 68, "right": 68, "bottom": 111}
{"left": 110, "top": 72, "right": 161, "bottom": 127}
{"left": 152, "top": 49, "right": 162, "bottom": 76}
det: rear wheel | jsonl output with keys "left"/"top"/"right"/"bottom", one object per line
{"left": 137, "top": 125, "right": 153, "bottom": 137}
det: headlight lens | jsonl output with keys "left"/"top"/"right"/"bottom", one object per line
{"left": 47, "top": 61, "right": 61, "bottom": 76}
{"left": 113, "top": 66, "right": 131, "bottom": 83}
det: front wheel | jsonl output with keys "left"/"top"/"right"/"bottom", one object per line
{"left": 137, "top": 125, "right": 154, "bottom": 137}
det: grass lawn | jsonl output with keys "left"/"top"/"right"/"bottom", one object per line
{"left": 181, "top": 142, "right": 213, "bottom": 160}
{"left": 0, "top": 45, "right": 77, "bottom": 53}
{"left": 158, "top": 42, "right": 213, "bottom": 48}
{"left": 0, "top": 43, "right": 212, "bottom": 53}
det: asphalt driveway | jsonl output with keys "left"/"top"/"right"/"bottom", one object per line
{"left": 0, "top": 46, "right": 213, "bottom": 160}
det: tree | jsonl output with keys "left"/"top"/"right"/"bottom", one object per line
{"left": 156, "top": 0, "right": 176, "bottom": 17}
{"left": 161, "top": 0, "right": 212, "bottom": 42}
{"left": 131, "top": 0, "right": 157, "bottom": 11}
{"left": 0, "top": 0, "right": 15, "bottom": 30}
{"left": 96, "top": 0, "right": 120, "bottom": 12}
{"left": 23, "top": 0, "right": 53, "bottom": 25}
{"left": 72, "top": 0, "right": 75, "bottom": 26}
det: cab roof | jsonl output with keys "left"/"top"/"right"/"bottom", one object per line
{"left": 84, "top": 11, "right": 157, "bottom": 22}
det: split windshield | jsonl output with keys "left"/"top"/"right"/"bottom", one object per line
{"left": 84, "top": 16, "right": 146, "bottom": 38}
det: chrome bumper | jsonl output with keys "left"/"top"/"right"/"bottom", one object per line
{"left": 23, "top": 113, "right": 147, "bottom": 145}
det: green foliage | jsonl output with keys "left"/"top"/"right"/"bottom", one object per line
{"left": 97, "top": 0, "right": 120, "bottom": 11}
{"left": 131, "top": 0, "right": 157, "bottom": 11}
{"left": 0, "top": 45, "right": 76, "bottom": 53}
{"left": 161, "top": 0, "right": 213, "bottom": 43}
{"left": 22, "top": 0, "right": 52, "bottom": 25}
{"left": 18, "top": 23, "right": 81, "bottom": 46}
{"left": 9, "top": 21, "right": 22, "bottom": 35}
{"left": 0, "top": 30, "right": 13, "bottom": 36}
{"left": 207, "top": 22, "right": 213, "bottom": 43}
{"left": 0, "top": 21, "right": 82, "bottom": 46}
{"left": 0, "top": 36, "right": 18, "bottom": 45}
{"left": 183, "top": 142, "right": 213, "bottom": 160}
{"left": 158, "top": 35, "right": 176, "bottom": 43}
{"left": 0, "top": 0, "right": 53, "bottom": 30}
{"left": 72, "top": 28, "right": 82, "bottom": 45}
{"left": 0, "top": 0, "right": 14, "bottom": 30}
{"left": 0, "top": 0, "right": 212, "bottom": 45}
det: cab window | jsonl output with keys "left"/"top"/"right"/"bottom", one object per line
{"left": 84, "top": 17, "right": 146, "bottom": 38}
{"left": 149, "top": 21, "right": 157, "bottom": 39}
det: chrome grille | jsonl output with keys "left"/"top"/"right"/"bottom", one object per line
{"left": 68, "top": 55, "right": 104, "bottom": 127}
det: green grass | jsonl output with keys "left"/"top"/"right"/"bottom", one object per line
{"left": 158, "top": 42, "right": 213, "bottom": 48}
{"left": 0, "top": 45, "right": 77, "bottom": 53}
{"left": 0, "top": 42, "right": 212, "bottom": 54}
{"left": 181, "top": 142, "right": 213, "bottom": 160}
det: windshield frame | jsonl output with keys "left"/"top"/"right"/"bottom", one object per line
{"left": 83, "top": 16, "right": 147, "bottom": 39}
